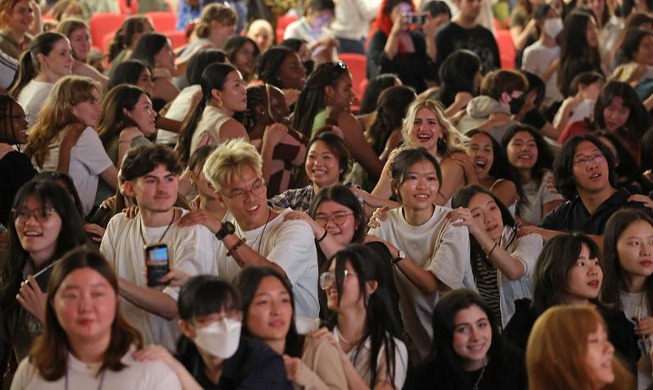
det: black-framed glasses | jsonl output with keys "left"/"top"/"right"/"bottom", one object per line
{"left": 221, "top": 178, "right": 266, "bottom": 200}
{"left": 314, "top": 213, "right": 353, "bottom": 226}
{"left": 573, "top": 152, "right": 604, "bottom": 167}
{"left": 319, "top": 269, "right": 356, "bottom": 290}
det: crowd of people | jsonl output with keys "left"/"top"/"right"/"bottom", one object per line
{"left": 3, "top": 0, "right": 653, "bottom": 388}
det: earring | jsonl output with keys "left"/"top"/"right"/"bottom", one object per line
{"left": 437, "top": 136, "right": 447, "bottom": 154}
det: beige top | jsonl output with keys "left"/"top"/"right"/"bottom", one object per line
{"left": 295, "top": 336, "right": 348, "bottom": 390}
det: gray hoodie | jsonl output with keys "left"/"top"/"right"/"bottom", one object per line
{"left": 456, "top": 96, "right": 515, "bottom": 141}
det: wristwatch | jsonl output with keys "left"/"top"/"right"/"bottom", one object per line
{"left": 392, "top": 250, "right": 406, "bottom": 265}
{"left": 215, "top": 221, "right": 235, "bottom": 240}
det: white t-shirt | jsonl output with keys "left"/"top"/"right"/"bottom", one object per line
{"left": 283, "top": 18, "right": 337, "bottom": 59}
{"left": 10, "top": 345, "right": 182, "bottom": 390}
{"left": 519, "top": 170, "right": 564, "bottom": 225}
{"left": 217, "top": 208, "right": 319, "bottom": 318}
{"left": 333, "top": 327, "right": 408, "bottom": 389}
{"left": 521, "top": 41, "right": 562, "bottom": 102}
{"left": 368, "top": 206, "right": 473, "bottom": 362}
{"left": 39, "top": 127, "right": 113, "bottom": 216}
{"left": 496, "top": 227, "right": 542, "bottom": 326}
{"left": 156, "top": 85, "right": 202, "bottom": 145}
{"left": 330, "top": 0, "right": 381, "bottom": 41}
{"left": 100, "top": 209, "right": 220, "bottom": 350}
{"left": 17, "top": 80, "right": 53, "bottom": 131}
{"left": 189, "top": 105, "right": 231, "bottom": 157}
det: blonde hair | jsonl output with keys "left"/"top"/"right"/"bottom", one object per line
{"left": 401, "top": 97, "right": 467, "bottom": 157}
{"left": 203, "top": 138, "right": 262, "bottom": 191}
{"left": 195, "top": 3, "right": 237, "bottom": 38}
{"left": 0, "top": 0, "right": 23, "bottom": 27}
{"left": 27, "top": 75, "right": 100, "bottom": 168}
{"left": 527, "top": 306, "right": 633, "bottom": 390}
{"left": 247, "top": 19, "right": 273, "bottom": 42}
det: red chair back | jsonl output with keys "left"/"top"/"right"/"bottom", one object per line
{"left": 496, "top": 30, "right": 515, "bottom": 69}
{"left": 339, "top": 53, "right": 367, "bottom": 103}
{"left": 164, "top": 30, "right": 187, "bottom": 49}
{"left": 89, "top": 14, "right": 126, "bottom": 51}
{"left": 276, "top": 14, "right": 298, "bottom": 43}
{"left": 146, "top": 11, "right": 177, "bottom": 32}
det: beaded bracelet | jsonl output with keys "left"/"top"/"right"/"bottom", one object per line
{"left": 226, "top": 237, "right": 247, "bottom": 257}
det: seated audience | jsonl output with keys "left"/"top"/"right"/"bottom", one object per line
{"left": 56, "top": 18, "right": 108, "bottom": 90}
{"left": 0, "top": 0, "right": 34, "bottom": 60}
{"left": 224, "top": 36, "right": 260, "bottom": 81}
{"left": 107, "top": 16, "right": 154, "bottom": 68}
{"left": 283, "top": 0, "right": 338, "bottom": 64}
{"left": 246, "top": 19, "right": 274, "bottom": 53}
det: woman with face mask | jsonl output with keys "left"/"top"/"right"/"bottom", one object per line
{"left": 135, "top": 275, "right": 291, "bottom": 390}
{"left": 521, "top": 3, "right": 564, "bottom": 103}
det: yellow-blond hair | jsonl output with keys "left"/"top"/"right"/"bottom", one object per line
{"left": 527, "top": 305, "right": 633, "bottom": 390}
{"left": 27, "top": 75, "right": 100, "bottom": 168}
{"left": 195, "top": 3, "right": 237, "bottom": 38}
{"left": 401, "top": 97, "right": 467, "bottom": 157}
{"left": 203, "top": 138, "right": 262, "bottom": 192}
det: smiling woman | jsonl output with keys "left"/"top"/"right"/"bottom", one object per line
{"left": 0, "top": 181, "right": 87, "bottom": 385}
{"left": 406, "top": 289, "right": 527, "bottom": 390}
{"left": 8, "top": 247, "right": 184, "bottom": 389}
{"left": 56, "top": 18, "right": 109, "bottom": 91}
{"left": 25, "top": 76, "right": 119, "bottom": 217}
{"left": 0, "top": 0, "right": 34, "bottom": 60}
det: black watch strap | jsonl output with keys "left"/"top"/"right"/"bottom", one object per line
{"left": 215, "top": 221, "right": 235, "bottom": 240}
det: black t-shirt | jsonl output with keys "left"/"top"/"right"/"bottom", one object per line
{"left": 179, "top": 336, "right": 291, "bottom": 390}
{"left": 435, "top": 22, "right": 501, "bottom": 75}
{"left": 539, "top": 188, "right": 649, "bottom": 235}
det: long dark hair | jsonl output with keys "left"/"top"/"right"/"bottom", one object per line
{"left": 176, "top": 275, "right": 241, "bottom": 370}
{"left": 531, "top": 232, "right": 601, "bottom": 315}
{"left": 0, "top": 95, "right": 24, "bottom": 145}
{"left": 130, "top": 32, "right": 169, "bottom": 69}
{"left": 501, "top": 123, "right": 555, "bottom": 185}
{"left": 558, "top": 11, "right": 603, "bottom": 97}
{"left": 324, "top": 244, "right": 405, "bottom": 387}
{"left": 8, "top": 32, "right": 68, "bottom": 98}
{"left": 108, "top": 60, "right": 151, "bottom": 90}
{"left": 29, "top": 247, "right": 142, "bottom": 380}
{"left": 290, "top": 61, "right": 350, "bottom": 138}
{"left": 601, "top": 209, "right": 653, "bottom": 313}
{"left": 358, "top": 73, "right": 400, "bottom": 115}
{"left": 224, "top": 36, "right": 260, "bottom": 79}
{"left": 426, "top": 288, "right": 508, "bottom": 388}
{"left": 186, "top": 49, "right": 228, "bottom": 86}
{"left": 592, "top": 81, "right": 652, "bottom": 145}
{"left": 0, "top": 181, "right": 88, "bottom": 348}
{"left": 235, "top": 267, "right": 303, "bottom": 357}
{"left": 368, "top": 85, "right": 416, "bottom": 155}
{"left": 437, "top": 50, "right": 481, "bottom": 107}
{"left": 594, "top": 130, "right": 644, "bottom": 188}
{"left": 97, "top": 85, "right": 145, "bottom": 146}
{"left": 107, "top": 15, "right": 151, "bottom": 63}
{"left": 176, "top": 63, "right": 238, "bottom": 165}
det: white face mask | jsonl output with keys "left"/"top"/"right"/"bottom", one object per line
{"left": 193, "top": 318, "right": 242, "bottom": 359}
{"left": 543, "top": 18, "right": 564, "bottom": 38}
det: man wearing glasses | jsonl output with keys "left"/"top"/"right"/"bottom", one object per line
{"left": 196, "top": 138, "right": 319, "bottom": 318}
{"left": 523, "top": 134, "right": 653, "bottom": 246}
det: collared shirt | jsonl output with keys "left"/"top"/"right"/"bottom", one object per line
{"left": 539, "top": 188, "right": 642, "bottom": 235}
{"left": 269, "top": 184, "right": 314, "bottom": 212}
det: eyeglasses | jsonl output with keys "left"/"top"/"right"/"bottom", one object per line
{"left": 573, "top": 152, "right": 605, "bottom": 167}
{"left": 319, "top": 269, "right": 356, "bottom": 290}
{"left": 314, "top": 213, "right": 353, "bottom": 226}
{"left": 222, "top": 178, "right": 266, "bottom": 200}
{"left": 12, "top": 207, "right": 57, "bottom": 224}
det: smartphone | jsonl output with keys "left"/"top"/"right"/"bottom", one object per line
{"left": 145, "top": 244, "right": 170, "bottom": 287}
{"left": 403, "top": 13, "right": 425, "bottom": 25}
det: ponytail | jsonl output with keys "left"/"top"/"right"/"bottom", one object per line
{"left": 107, "top": 27, "right": 126, "bottom": 63}
{"left": 8, "top": 51, "right": 38, "bottom": 98}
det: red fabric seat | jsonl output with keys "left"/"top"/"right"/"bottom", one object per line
{"left": 89, "top": 14, "right": 125, "bottom": 51}
{"left": 496, "top": 30, "right": 515, "bottom": 69}
{"left": 339, "top": 53, "right": 367, "bottom": 103}
{"left": 276, "top": 14, "right": 298, "bottom": 43}
{"left": 146, "top": 11, "right": 177, "bottom": 32}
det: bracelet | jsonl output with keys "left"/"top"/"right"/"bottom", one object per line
{"left": 486, "top": 242, "right": 498, "bottom": 260}
{"left": 226, "top": 237, "right": 247, "bottom": 257}
{"left": 316, "top": 229, "right": 328, "bottom": 243}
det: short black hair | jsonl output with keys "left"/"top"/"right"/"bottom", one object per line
{"left": 120, "top": 144, "right": 182, "bottom": 181}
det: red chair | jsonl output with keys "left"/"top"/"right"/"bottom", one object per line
{"left": 119, "top": 0, "right": 137, "bottom": 14}
{"left": 89, "top": 14, "right": 125, "bottom": 52}
{"left": 339, "top": 53, "right": 367, "bottom": 103}
{"left": 102, "top": 32, "right": 115, "bottom": 55}
{"left": 146, "top": 11, "right": 177, "bottom": 32}
{"left": 496, "top": 30, "right": 515, "bottom": 69}
{"left": 164, "top": 30, "right": 187, "bottom": 49}
{"left": 276, "top": 14, "right": 298, "bottom": 43}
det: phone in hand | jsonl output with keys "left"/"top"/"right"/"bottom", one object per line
{"left": 144, "top": 244, "right": 170, "bottom": 287}
{"left": 403, "top": 13, "right": 425, "bottom": 25}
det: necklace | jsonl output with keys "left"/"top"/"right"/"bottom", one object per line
{"left": 65, "top": 368, "right": 106, "bottom": 390}
{"left": 257, "top": 208, "right": 272, "bottom": 254}
{"left": 472, "top": 360, "right": 488, "bottom": 390}
{"left": 338, "top": 328, "right": 364, "bottom": 346}
{"left": 139, "top": 209, "right": 176, "bottom": 246}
